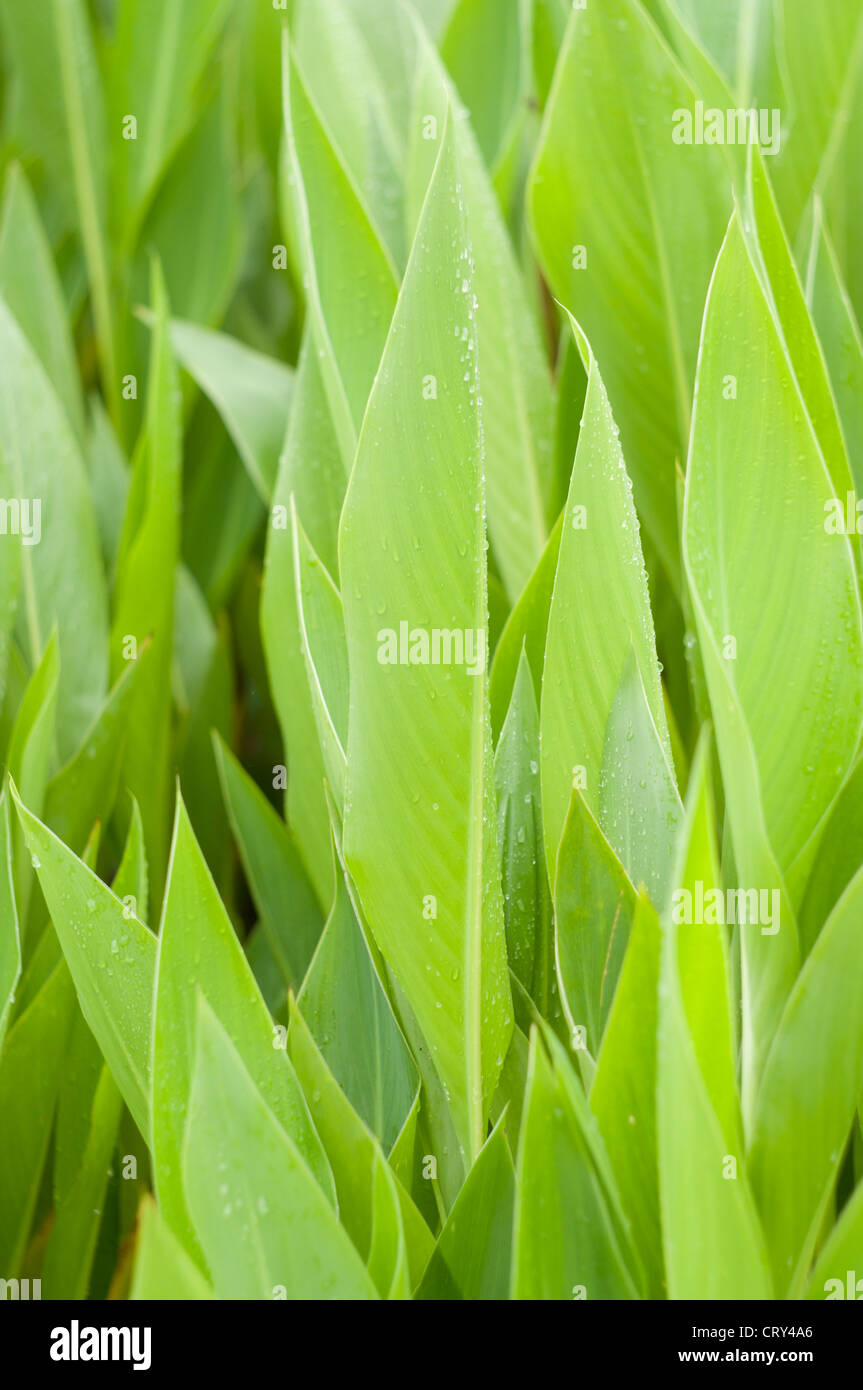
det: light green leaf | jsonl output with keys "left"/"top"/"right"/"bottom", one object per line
{"left": 151, "top": 794, "right": 334, "bottom": 1261}
{"left": 12, "top": 789, "right": 156, "bottom": 1138}
{"left": 110, "top": 260, "right": 181, "bottom": 904}
{"left": 748, "top": 863, "right": 863, "bottom": 1295}
{"left": 0, "top": 298, "right": 108, "bottom": 761}
{"left": 494, "top": 649, "right": 554, "bottom": 1017}
{"left": 511, "top": 1027, "right": 642, "bottom": 1300}
{"left": 283, "top": 31, "right": 399, "bottom": 468}
{"left": 418, "top": 1115, "right": 515, "bottom": 1300}
{"left": 488, "top": 511, "right": 562, "bottom": 742}
{"left": 0, "top": 791, "right": 21, "bottom": 1052}
{"left": 367, "top": 1153, "right": 410, "bottom": 1300}
{"left": 288, "top": 997, "right": 434, "bottom": 1290}
{"left": 183, "top": 998, "right": 376, "bottom": 1300}
{"left": 590, "top": 893, "right": 664, "bottom": 1298}
{"left": 0, "top": 958, "right": 76, "bottom": 1273}
{"left": 261, "top": 329, "right": 345, "bottom": 909}
{"left": 804, "top": 199, "right": 863, "bottom": 492}
{"left": 657, "top": 862, "right": 772, "bottom": 1299}
{"left": 340, "top": 114, "right": 512, "bottom": 1162}
{"left": 529, "top": 0, "right": 729, "bottom": 582}
{"left": 0, "top": 0, "right": 117, "bottom": 419}
{"left": 554, "top": 783, "right": 637, "bottom": 1059}
{"left": 541, "top": 318, "right": 673, "bottom": 880}
{"left": 213, "top": 733, "right": 322, "bottom": 991}
{"left": 683, "top": 212, "right": 863, "bottom": 1092}
{"left": 43, "top": 649, "right": 145, "bottom": 856}
{"left": 130, "top": 1196, "right": 214, "bottom": 1301}
{"left": 0, "top": 163, "right": 84, "bottom": 438}
{"left": 407, "top": 20, "right": 556, "bottom": 600}
{"left": 168, "top": 318, "right": 294, "bottom": 502}
{"left": 805, "top": 1179, "right": 863, "bottom": 1300}
{"left": 769, "top": 0, "right": 863, "bottom": 239}
{"left": 291, "top": 503, "right": 349, "bottom": 810}
{"left": 597, "top": 649, "right": 682, "bottom": 905}
{"left": 106, "top": 0, "right": 232, "bottom": 245}
{"left": 298, "top": 827, "right": 418, "bottom": 1155}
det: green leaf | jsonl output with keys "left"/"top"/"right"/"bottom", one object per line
{"left": 106, "top": 0, "right": 232, "bottom": 245}
{"left": 0, "top": 0, "right": 118, "bottom": 420}
{"left": 0, "top": 791, "right": 20, "bottom": 1051}
{"left": 804, "top": 1178, "right": 863, "bottom": 1299}
{"left": 136, "top": 89, "right": 242, "bottom": 330}
{"left": 799, "top": 756, "right": 863, "bottom": 955}
{"left": 43, "top": 1058, "right": 122, "bottom": 1297}
{"left": 598, "top": 649, "right": 683, "bottom": 905}
{"left": 283, "top": 31, "right": 399, "bottom": 468}
{"left": 530, "top": 0, "right": 731, "bottom": 583}
{"left": 748, "top": 863, "right": 863, "bottom": 1294}
{"left": 110, "top": 260, "right": 181, "bottom": 903}
{"left": 554, "top": 783, "right": 637, "bottom": 1059}
{"left": 768, "top": 0, "right": 863, "bottom": 239}
{"left": 804, "top": 199, "right": 863, "bottom": 493}
{"left": 418, "top": 1115, "right": 515, "bottom": 1300}
{"left": 213, "top": 733, "right": 322, "bottom": 991}
{"left": 367, "top": 1152, "right": 411, "bottom": 1300}
{"left": 683, "top": 212, "right": 863, "bottom": 1092}
{"left": 488, "top": 509, "right": 562, "bottom": 741}
{"left": 43, "top": 649, "right": 145, "bottom": 856}
{"left": 494, "top": 649, "right": 554, "bottom": 1017}
{"left": 291, "top": 503, "right": 349, "bottom": 810}
{"left": 150, "top": 794, "right": 334, "bottom": 1260}
{"left": 298, "top": 827, "right": 419, "bottom": 1154}
{"left": 666, "top": 735, "right": 740, "bottom": 1152}
{"left": 541, "top": 318, "right": 675, "bottom": 881}
{"left": 167, "top": 318, "right": 293, "bottom": 502}
{"left": 0, "top": 957, "right": 76, "bottom": 1272}
{"left": 657, "top": 880, "right": 772, "bottom": 1298}
{"left": 183, "top": 997, "right": 376, "bottom": 1300}
{"left": 741, "top": 151, "right": 855, "bottom": 504}
{"left": 288, "top": 997, "right": 434, "bottom": 1290}
{"left": 511, "top": 1027, "right": 642, "bottom": 1300}
{"left": 0, "top": 297, "right": 108, "bottom": 761}
{"left": 12, "top": 789, "right": 156, "bottom": 1138}
{"left": 340, "top": 113, "right": 512, "bottom": 1162}
{"left": 293, "top": 0, "right": 410, "bottom": 272}
{"left": 130, "top": 1196, "right": 214, "bottom": 1301}
{"left": 407, "top": 20, "right": 556, "bottom": 600}
{"left": 261, "top": 329, "right": 346, "bottom": 908}
{"left": 0, "top": 163, "right": 84, "bottom": 438}
{"left": 440, "top": 0, "right": 525, "bottom": 176}
{"left": 590, "top": 893, "right": 664, "bottom": 1298}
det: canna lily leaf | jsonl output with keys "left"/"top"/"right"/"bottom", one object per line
{"left": 339, "top": 113, "right": 512, "bottom": 1164}
{"left": 529, "top": 0, "right": 729, "bottom": 584}
{"left": 213, "top": 732, "right": 322, "bottom": 991}
{"left": 130, "top": 1196, "right": 214, "bottom": 1301}
{"left": 12, "top": 787, "right": 156, "bottom": 1139}
{"left": 511, "top": 1026, "right": 642, "bottom": 1300}
{"left": 748, "top": 862, "right": 863, "bottom": 1295}
{"left": 541, "top": 317, "right": 674, "bottom": 882}
{"left": 150, "top": 793, "right": 334, "bottom": 1262}
{"left": 182, "top": 997, "right": 376, "bottom": 1300}
{"left": 683, "top": 211, "right": 863, "bottom": 1100}
{"left": 167, "top": 317, "right": 294, "bottom": 502}
{"left": 418, "top": 1114, "right": 516, "bottom": 1301}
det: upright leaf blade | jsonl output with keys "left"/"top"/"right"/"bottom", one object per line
{"left": 340, "top": 115, "right": 512, "bottom": 1162}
